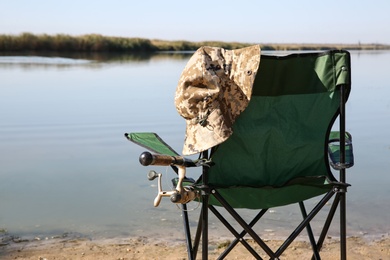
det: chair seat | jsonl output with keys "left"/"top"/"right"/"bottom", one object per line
{"left": 199, "top": 176, "right": 334, "bottom": 209}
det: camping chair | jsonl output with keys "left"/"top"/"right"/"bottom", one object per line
{"left": 125, "top": 49, "right": 353, "bottom": 259}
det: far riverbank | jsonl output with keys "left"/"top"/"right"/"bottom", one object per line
{"left": 1, "top": 33, "right": 389, "bottom": 53}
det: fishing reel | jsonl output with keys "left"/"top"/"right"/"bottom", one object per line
{"left": 147, "top": 169, "right": 199, "bottom": 207}
{"left": 139, "top": 151, "right": 200, "bottom": 207}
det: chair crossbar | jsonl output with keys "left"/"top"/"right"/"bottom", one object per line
{"left": 275, "top": 189, "right": 336, "bottom": 258}
{"left": 209, "top": 205, "right": 268, "bottom": 259}
{"left": 212, "top": 189, "right": 277, "bottom": 258}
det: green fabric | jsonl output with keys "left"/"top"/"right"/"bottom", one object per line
{"left": 126, "top": 132, "right": 179, "bottom": 156}
{"left": 207, "top": 178, "right": 333, "bottom": 209}
{"left": 204, "top": 50, "right": 351, "bottom": 209}
{"left": 208, "top": 93, "right": 338, "bottom": 188}
{"left": 253, "top": 51, "right": 351, "bottom": 96}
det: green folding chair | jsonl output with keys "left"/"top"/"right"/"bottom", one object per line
{"left": 125, "top": 50, "right": 354, "bottom": 259}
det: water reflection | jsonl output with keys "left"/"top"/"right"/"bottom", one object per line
{"left": 0, "top": 51, "right": 194, "bottom": 69}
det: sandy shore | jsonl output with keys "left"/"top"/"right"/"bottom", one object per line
{"left": 1, "top": 233, "right": 389, "bottom": 260}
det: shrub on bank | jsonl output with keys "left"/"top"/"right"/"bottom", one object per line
{"left": 1, "top": 33, "right": 389, "bottom": 52}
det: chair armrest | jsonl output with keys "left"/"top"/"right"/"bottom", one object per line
{"left": 125, "top": 132, "right": 179, "bottom": 156}
{"left": 328, "top": 131, "right": 354, "bottom": 170}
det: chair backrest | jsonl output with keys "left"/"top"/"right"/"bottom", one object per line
{"left": 208, "top": 50, "right": 351, "bottom": 189}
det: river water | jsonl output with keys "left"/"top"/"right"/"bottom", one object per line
{"left": 0, "top": 50, "right": 389, "bottom": 242}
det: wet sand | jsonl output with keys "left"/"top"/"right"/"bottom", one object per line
{"left": 1, "top": 233, "right": 389, "bottom": 259}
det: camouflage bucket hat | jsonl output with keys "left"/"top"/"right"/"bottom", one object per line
{"left": 175, "top": 45, "right": 261, "bottom": 155}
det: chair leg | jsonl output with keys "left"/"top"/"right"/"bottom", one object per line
{"left": 183, "top": 202, "right": 208, "bottom": 260}
{"left": 299, "top": 202, "right": 321, "bottom": 260}
{"left": 192, "top": 207, "right": 203, "bottom": 260}
{"left": 313, "top": 192, "right": 341, "bottom": 257}
{"left": 201, "top": 192, "right": 209, "bottom": 260}
{"left": 340, "top": 190, "right": 347, "bottom": 260}
{"left": 339, "top": 83, "right": 348, "bottom": 260}
{"left": 182, "top": 204, "right": 195, "bottom": 260}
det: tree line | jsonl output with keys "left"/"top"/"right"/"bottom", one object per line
{"left": 1, "top": 33, "right": 389, "bottom": 52}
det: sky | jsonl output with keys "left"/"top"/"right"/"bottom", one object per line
{"left": 1, "top": 0, "right": 389, "bottom": 44}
